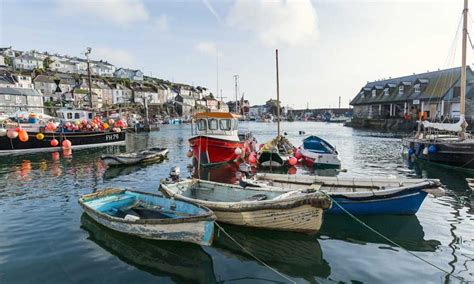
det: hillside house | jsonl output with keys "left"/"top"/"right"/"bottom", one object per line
{"left": 13, "top": 54, "right": 43, "bottom": 70}
{"left": 114, "top": 68, "right": 143, "bottom": 81}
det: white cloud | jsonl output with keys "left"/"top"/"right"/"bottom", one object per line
{"left": 195, "top": 41, "right": 219, "bottom": 56}
{"left": 93, "top": 47, "right": 136, "bottom": 68}
{"left": 152, "top": 14, "right": 169, "bottom": 31}
{"left": 57, "top": 0, "right": 150, "bottom": 26}
{"left": 226, "top": 0, "right": 319, "bottom": 47}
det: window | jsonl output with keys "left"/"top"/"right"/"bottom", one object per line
{"left": 208, "top": 119, "right": 218, "bottom": 130}
{"left": 197, "top": 119, "right": 207, "bottom": 131}
{"left": 399, "top": 86, "right": 404, "bottom": 95}
{"left": 15, "top": 96, "right": 21, "bottom": 104}
{"left": 4, "top": 95, "right": 10, "bottom": 100}
{"left": 67, "top": 113, "right": 73, "bottom": 119}
{"left": 414, "top": 84, "right": 421, "bottom": 94}
{"left": 384, "top": 88, "right": 389, "bottom": 96}
{"left": 371, "top": 90, "right": 376, "bottom": 97}
{"left": 88, "top": 113, "right": 93, "bottom": 119}
{"left": 74, "top": 113, "right": 80, "bottom": 119}
{"left": 232, "top": 119, "right": 239, "bottom": 130}
{"left": 220, "top": 119, "right": 231, "bottom": 130}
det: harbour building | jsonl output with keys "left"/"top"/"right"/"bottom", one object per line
{"left": 349, "top": 67, "right": 474, "bottom": 129}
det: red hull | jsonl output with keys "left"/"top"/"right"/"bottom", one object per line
{"left": 189, "top": 136, "right": 253, "bottom": 166}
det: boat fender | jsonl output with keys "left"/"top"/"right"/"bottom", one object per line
{"left": 428, "top": 145, "right": 437, "bottom": 154}
{"left": 36, "top": 133, "right": 45, "bottom": 140}
{"left": 414, "top": 143, "right": 423, "bottom": 156}
{"left": 186, "top": 150, "right": 193, "bottom": 158}
{"left": 0, "top": 128, "right": 6, "bottom": 137}
{"left": 423, "top": 147, "right": 429, "bottom": 155}
{"left": 288, "top": 156, "right": 297, "bottom": 166}
{"left": 234, "top": 147, "right": 243, "bottom": 155}
{"left": 124, "top": 214, "right": 140, "bottom": 221}
{"left": 408, "top": 148, "right": 415, "bottom": 156}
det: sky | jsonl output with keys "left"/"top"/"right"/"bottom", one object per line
{"left": 0, "top": 0, "right": 468, "bottom": 109}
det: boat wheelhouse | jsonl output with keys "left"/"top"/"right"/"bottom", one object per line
{"left": 189, "top": 112, "right": 256, "bottom": 166}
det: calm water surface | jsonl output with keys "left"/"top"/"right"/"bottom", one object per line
{"left": 0, "top": 122, "right": 473, "bottom": 283}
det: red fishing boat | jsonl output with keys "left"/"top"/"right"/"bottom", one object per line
{"left": 188, "top": 112, "right": 256, "bottom": 167}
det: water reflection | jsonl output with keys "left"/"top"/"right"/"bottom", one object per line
{"left": 213, "top": 224, "right": 331, "bottom": 282}
{"left": 320, "top": 215, "right": 441, "bottom": 252}
{"left": 80, "top": 214, "right": 216, "bottom": 284}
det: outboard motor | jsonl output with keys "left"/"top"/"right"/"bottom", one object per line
{"left": 238, "top": 162, "right": 260, "bottom": 188}
{"left": 168, "top": 166, "right": 181, "bottom": 182}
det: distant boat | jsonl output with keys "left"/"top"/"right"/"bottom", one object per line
{"left": 188, "top": 112, "right": 256, "bottom": 167}
{"left": 101, "top": 147, "right": 168, "bottom": 166}
{"left": 298, "top": 136, "right": 341, "bottom": 168}
{"left": 78, "top": 188, "right": 216, "bottom": 246}
{"left": 160, "top": 179, "right": 332, "bottom": 234}
{"left": 251, "top": 173, "right": 444, "bottom": 215}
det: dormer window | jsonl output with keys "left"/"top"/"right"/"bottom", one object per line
{"left": 399, "top": 86, "right": 404, "bottom": 95}
{"left": 414, "top": 83, "right": 421, "bottom": 94}
{"left": 372, "top": 90, "right": 376, "bottom": 97}
{"left": 384, "top": 88, "right": 389, "bottom": 96}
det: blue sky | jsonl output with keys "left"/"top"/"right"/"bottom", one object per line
{"left": 0, "top": 0, "right": 466, "bottom": 108}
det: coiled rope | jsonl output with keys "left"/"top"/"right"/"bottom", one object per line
{"left": 321, "top": 192, "right": 465, "bottom": 282}
{"left": 215, "top": 222, "right": 296, "bottom": 284}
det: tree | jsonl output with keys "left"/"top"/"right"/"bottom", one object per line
{"left": 43, "top": 57, "right": 53, "bottom": 70}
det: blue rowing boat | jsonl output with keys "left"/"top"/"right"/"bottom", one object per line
{"left": 251, "top": 173, "right": 445, "bottom": 215}
{"left": 78, "top": 188, "right": 216, "bottom": 246}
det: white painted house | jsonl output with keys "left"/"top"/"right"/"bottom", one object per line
{"left": 50, "top": 59, "right": 76, "bottom": 73}
{"left": 0, "top": 55, "right": 4, "bottom": 66}
{"left": 13, "top": 54, "right": 43, "bottom": 70}
{"left": 91, "top": 61, "right": 116, "bottom": 77}
{"left": 114, "top": 68, "right": 144, "bottom": 81}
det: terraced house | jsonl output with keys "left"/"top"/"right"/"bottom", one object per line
{"left": 350, "top": 67, "right": 474, "bottom": 124}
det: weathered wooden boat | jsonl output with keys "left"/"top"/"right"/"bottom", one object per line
{"left": 81, "top": 214, "right": 217, "bottom": 283}
{"left": 160, "top": 179, "right": 332, "bottom": 234}
{"left": 78, "top": 188, "right": 216, "bottom": 246}
{"left": 250, "top": 173, "right": 444, "bottom": 215}
{"left": 298, "top": 135, "right": 341, "bottom": 169}
{"left": 101, "top": 147, "right": 168, "bottom": 166}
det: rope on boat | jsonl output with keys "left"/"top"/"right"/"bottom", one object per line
{"left": 214, "top": 222, "right": 296, "bottom": 284}
{"left": 322, "top": 192, "right": 465, "bottom": 282}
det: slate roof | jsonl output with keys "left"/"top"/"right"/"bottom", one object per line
{"left": 350, "top": 67, "right": 469, "bottom": 105}
{"left": 0, "top": 87, "right": 42, "bottom": 96}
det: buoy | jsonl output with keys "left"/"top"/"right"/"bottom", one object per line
{"left": 186, "top": 150, "right": 193, "bottom": 158}
{"left": 249, "top": 154, "right": 257, "bottom": 164}
{"left": 36, "top": 133, "right": 45, "bottom": 140}
{"left": 15, "top": 127, "right": 21, "bottom": 132}
{"left": 287, "top": 166, "right": 297, "bottom": 175}
{"left": 7, "top": 129, "right": 18, "bottom": 139}
{"left": 108, "top": 118, "right": 115, "bottom": 125}
{"left": 259, "top": 143, "right": 264, "bottom": 150}
{"left": 408, "top": 148, "right": 415, "bottom": 156}
{"left": 294, "top": 148, "right": 302, "bottom": 159}
{"left": 288, "top": 156, "right": 297, "bottom": 166}
{"left": 234, "top": 147, "right": 243, "bottom": 155}
{"left": 284, "top": 132, "right": 288, "bottom": 136}
{"left": 50, "top": 139, "right": 59, "bottom": 147}
{"left": 0, "top": 129, "right": 7, "bottom": 136}
{"left": 428, "top": 145, "right": 437, "bottom": 154}
{"left": 18, "top": 130, "right": 29, "bottom": 142}
{"left": 62, "top": 139, "right": 72, "bottom": 149}
{"left": 103, "top": 122, "right": 109, "bottom": 129}
{"left": 423, "top": 147, "right": 429, "bottom": 155}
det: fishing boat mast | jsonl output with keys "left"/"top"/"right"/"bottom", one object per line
{"left": 276, "top": 49, "right": 281, "bottom": 136}
{"left": 460, "top": 0, "right": 468, "bottom": 138}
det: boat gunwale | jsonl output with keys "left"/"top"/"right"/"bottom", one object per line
{"left": 79, "top": 188, "right": 216, "bottom": 225}
{"left": 159, "top": 179, "right": 332, "bottom": 212}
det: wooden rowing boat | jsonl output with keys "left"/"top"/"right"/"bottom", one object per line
{"left": 249, "top": 173, "right": 445, "bottom": 215}
{"left": 159, "top": 179, "right": 332, "bottom": 234}
{"left": 78, "top": 188, "right": 216, "bottom": 246}
{"left": 101, "top": 147, "right": 168, "bottom": 166}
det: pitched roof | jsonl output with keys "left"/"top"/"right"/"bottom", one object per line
{"left": 350, "top": 67, "right": 465, "bottom": 105}
{"left": 0, "top": 87, "right": 42, "bottom": 96}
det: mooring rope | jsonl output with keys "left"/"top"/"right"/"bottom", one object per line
{"left": 214, "top": 222, "right": 296, "bottom": 284}
{"left": 321, "top": 192, "right": 465, "bottom": 282}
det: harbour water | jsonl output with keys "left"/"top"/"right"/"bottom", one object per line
{"left": 0, "top": 122, "right": 473, "bottom": 283}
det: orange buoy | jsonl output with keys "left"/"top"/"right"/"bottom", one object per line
{"left": 288, "top": 156, "right": 298, "bottom": 166}
{"left": 62, "top": 139, "right": 72, "bottom": 149}
{"left": 50, "top": 139, "right": 59, "bottom": 147}
{"left": 18, "top": 130, "right": 29, "bottom": 142}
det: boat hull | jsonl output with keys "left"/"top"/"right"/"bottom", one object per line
{"left": 329, "top": 190, "right": 428, "bottom": 215}
{"left": 402, "top": 138, "right": 474, "bottom": 169}
{"left": 299, "top": 148, "right": 341, "bottom": 169}
{"left": 189, "top": 136, "right": 249, "bottom": 166}
{"left": 212, "top": 205, "right": 324, "bottom": 233}
{"left": 258, "top": 151, "right": 289, "bottom": 167}
{"left": 101, "top": 149, "right": 168, "bottom": 166}
{"left": 0, "top": 130, "right": 126, "bottom": 155}
{"left": 79, "top": 189, "right": 215, "bottom": 246}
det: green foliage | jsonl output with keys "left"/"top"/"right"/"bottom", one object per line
{"left": 43, "top": 57, "right": 53, "bottom": 70}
